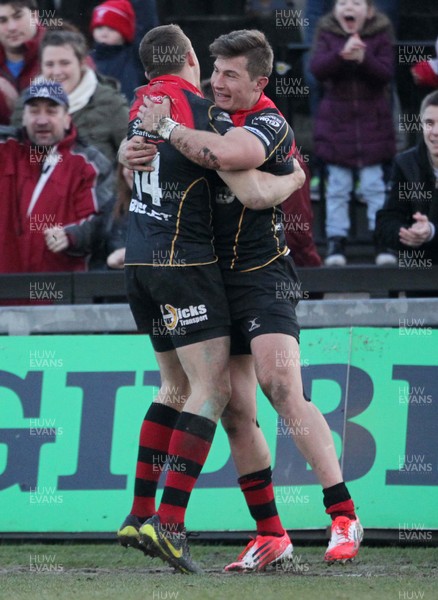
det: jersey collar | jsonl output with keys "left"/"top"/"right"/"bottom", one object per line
{"left": 231, "top": 93, "right": 277, "bottom": 126}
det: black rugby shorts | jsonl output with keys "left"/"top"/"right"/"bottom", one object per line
{"left": 222, "top": 254, "right": 301, "bottom": 355}
{"left": 125, "top": 263, "right": 230, "bottom": 352}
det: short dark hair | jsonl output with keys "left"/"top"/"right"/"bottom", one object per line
{"left": 0, "top": 0, "right": 37, "bottom": 10}
{"left": 40, "top": 29, "right": 88, "bottom": 63}
{"left": 139, "top": 24, "right": 190, "bottom": 80}
{"left": 420, "top": 90, "right": 438, "bottom": 119}
{"left": 209, "top": 29, "right": 273, "bottom": 79}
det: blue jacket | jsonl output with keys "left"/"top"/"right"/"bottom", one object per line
{"left": 91, "top": 43, "right": 145, "bottom": 102}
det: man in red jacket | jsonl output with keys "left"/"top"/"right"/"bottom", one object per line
{"left": 0, "top": 0, "right": 45, "bottom": 124}
{"left": 0, "top": 79, "right": 113, "bottom": 274}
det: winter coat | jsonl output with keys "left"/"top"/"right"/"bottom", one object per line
{"left": 0, "top": 26, "right": 45, "bottom": 125}
{"left": 0, "top": 125, "right": 114, "bottom": 273}
{"left": 90, "top": 43, "right": 145, "bottom": 102}
{"left": 71, "top": 77, "right": 129, "bottom": 163}
{"left": 310, "top": 12, "right": 396, "bottom": 168}
{"left": 11, "top": 75, "right": 129, "bottom": 164}
{"left": 375, "top": 141, "right": 438, "bottom": 262}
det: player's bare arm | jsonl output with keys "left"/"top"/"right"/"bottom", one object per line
{"left": 139, "top": 97, "right": 266, "bottom": 171}
{"left": 219, "top": 158, "right": 305, "bottom": 210}
{"left": 135, "top": 97, "right": 303, "bottom": 209}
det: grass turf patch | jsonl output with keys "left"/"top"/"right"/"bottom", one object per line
{"left": 0, "top": 543, "right": 436, "bottom": 600}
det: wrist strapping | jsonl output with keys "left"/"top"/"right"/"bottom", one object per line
{"left": 157, "top": 116, "right": 179, "bottom": 140}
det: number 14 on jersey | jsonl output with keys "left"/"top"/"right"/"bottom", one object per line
{"left": 133, "top": 153, "right": 162, "bottom": 206}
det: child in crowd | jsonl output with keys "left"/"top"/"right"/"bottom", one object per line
{"left": 310, "top": 0, "right": 396, "bottom": 265}
{"left": 90, "top": 0, "right": 145, "bottom": 101}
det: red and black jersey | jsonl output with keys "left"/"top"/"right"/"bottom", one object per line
{"left": 125, "top": 75, "right": 232, "bottom": 266}
{"left": 213, "top": 93, "right": 295, "bottom": 272}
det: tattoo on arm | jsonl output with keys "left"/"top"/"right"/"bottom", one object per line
{"left": 200, "top": 147, "right": 221, "bottom": 169}
{"left": 171, "top": 135, "right": 222, "bottom": 169}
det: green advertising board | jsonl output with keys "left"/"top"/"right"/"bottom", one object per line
{"left": 0, "top": 327, "right": 436, "bottom": 534}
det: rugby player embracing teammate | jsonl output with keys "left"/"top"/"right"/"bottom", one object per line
{"left": 138, "top": 29, "right": 363, "bottom": 570}
{"left": 118, "top": 24, "right": 305, "bottom": 574}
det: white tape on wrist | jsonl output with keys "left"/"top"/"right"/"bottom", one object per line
{"left": 157, "top": 117, "right": 179, "bottom": 140}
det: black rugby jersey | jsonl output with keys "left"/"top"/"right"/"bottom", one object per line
{"left": 213, "top": 93, "right": 295, "bottom": 272}
{"left": 125, "top": 75, "right": 233, "bottom": 266}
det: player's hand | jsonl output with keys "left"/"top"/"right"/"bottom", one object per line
{"left": 138, "top": 96, "right": 171, "bottom": 134}
{"left": 44, "top": 226, "right": 69, "bottom": 253}
{"left": 291, "top": 158, "right": 306, "bottom": 191}
{"left": 118, "top": 136, "right": 157, "bottom": 172}
{"left": 107, "top": 247, "right": 126, "bottom": 269}
{"left": 399, "top": 212, "right": 433, "bottom": 247}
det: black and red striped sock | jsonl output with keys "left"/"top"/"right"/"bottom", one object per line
{"left": 323, "top": 482, "right": 356, "bottom": 520}
{"left": 157, "top": 411, "right": 216, "bottom": 526}
{"left": 130, "top": 402, "right": 180, "bottom": 520}
{"left": 238, "top": 467, "right": 285, "bottom": 537}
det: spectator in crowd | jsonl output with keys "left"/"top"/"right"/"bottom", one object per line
{"left": 375, "top": 90, "right": 438, "bottom": 265}
{"left": 304, "top": 0, "right": 400, "bottom": 105}
{"left": 12, "top": 28, "right": 129, "bottom": 164}
{"left": 89, "top": 0, "right": 146, "bottom": 102}
{"left": 303, "top": 0, "right": 400, "bottom": 197}
{"left": 310, "top": 0, "right": 396, "bottom": 266}
{"left": 0, "top": 79, "right": 114, "bottom": 274}
{"left": 411, "top": 36, "right": 438, "bottom": 89}
{"left": 0, "top": 0, "right": 45, "bottom": 124}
